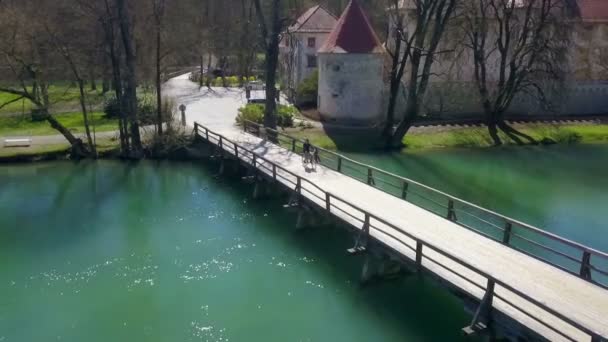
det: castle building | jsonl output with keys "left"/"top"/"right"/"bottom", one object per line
{"left": 281, "top": 0, "right": 608, "bottom": 125}
{"left": 279, "top": 5, "right": 338, "bottom": 99}
{"left": 317, "top": 0, "right": 387, "bottom": 124}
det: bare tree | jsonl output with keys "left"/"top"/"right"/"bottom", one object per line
{"left": 152, "top": 0, "right": 167, "bottom": 136}
{"left": 45, "top": 21, "right": 98, "bottom": 157}
{"left": 462, "top": 0, "right": 569, "bottom": 145}
{"left": 116, "top": 0, "right": 143, "bottom": 156}
{"left": 253, "top": 0, "right": 286, "bottom": 129}
{"left": 0, "top": 1, "right": 89, "bottom": 157}
{"left": 383, "top": 0, "right": 458, "bottom": 148}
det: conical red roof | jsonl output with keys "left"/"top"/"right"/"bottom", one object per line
{"left": 318, "top": 0, "right": 384, "bottom": 54}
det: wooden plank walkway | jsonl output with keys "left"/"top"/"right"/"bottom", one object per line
{"left": 194, "top": 122, "right": 608, "bottom": 341}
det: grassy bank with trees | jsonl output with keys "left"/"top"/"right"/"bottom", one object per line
{"left": 285, "top": 121, "right": 608, "bottom": 152}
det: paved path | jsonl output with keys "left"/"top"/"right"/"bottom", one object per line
{"left": 166, "top": 73, "right": 608, "bottom": 341}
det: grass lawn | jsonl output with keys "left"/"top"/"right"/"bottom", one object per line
{"left": 0, "top": 84, "right": 106, "bottom": 115}
{"left": 0, "top": 137, "right": 119, "bottom": 158}
{"left": 0, "top": 111, "right": 119, "bottom": 137}
{"left": 286, "top": 123, "right": 608, "bottom": 151}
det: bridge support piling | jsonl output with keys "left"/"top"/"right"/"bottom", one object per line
{"left": 252, "top": 179, "right": 270, "bottom": 200}
{"left": 360, "top": 248, "right": 404, "bottom": 285}
{"left": 463, "top": 279, "right": 495, "bottom": 337}
{"left": 294, "top": 206, "right": 321, "bottom": 231}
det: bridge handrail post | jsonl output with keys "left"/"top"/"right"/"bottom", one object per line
{"left": 219, "top": 135, "right": 223, "bottom": 149}
{"left": 292, "top": 138, "right": 296, "bottom": 152}
{"left": 580, "top": 251, "right": 592, "bottom": 280}
{"left": 503, "top": 222, "right": 513, "bottom": 245}
{"left": 415, "top": 241, "right": 423, "bottom": 272}
{"left": 402, "top": 181, "right": 409, "bottom": 200}
{"left": 252, "top": 154, "right": 257, "bottom": 168}
{"left": 326, "top": 193, "right": 331, "bottom": 212}
{"left": 337, "top": 156, "right": 342, "bottom": 172}
{"left": 205, "top": 127, "right": 209, "bottom": 141}
{"left": 234, "top": 143, "right": 239, "bottom": 158}
{"left": 367, "top": 168, "right": 374, "bottom": 185}
{"left": 296, "top": 177, "right": 301, "bottom": 195}
{"left": 447, "top": 199, "right": 456, "bottom": 221}
{"left": 272, "top": 164, "right": 277, "bottom": 181}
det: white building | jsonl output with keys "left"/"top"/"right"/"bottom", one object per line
{"left": 388, "top": 0, "right": 608, "bottom": 118}
{"left": 317, "top": 0, "right": 388, "bottom": 125}
{"left": 279, "top": 5, "right": 338, "bottom": 99}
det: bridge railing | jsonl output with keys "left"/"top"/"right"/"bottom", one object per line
{"left": 240, "top": 120, "right": 608, "bottom": 289}
{"left": 195, "top": 121, "right": 605, "bottom": 341}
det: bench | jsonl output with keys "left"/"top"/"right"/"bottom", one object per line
{"left": 3, "top": 138, "right": 32, "bottom": 147}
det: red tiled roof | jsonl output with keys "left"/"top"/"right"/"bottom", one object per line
{"left": 577, "top": 0, "right": 608, "bottom": 22}
{"left": 289, "top": 5, "right": 338, "bottom": 33}
{"left": 318, "top": 0, "right": 385, "bottom": 54}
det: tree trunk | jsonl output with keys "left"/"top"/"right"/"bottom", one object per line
{"left": 484, "top": 101, "right": 502, "bottom": 146}
{"left": 262, "top": 0, "right": 281, "bottom": 130}
{"left": 389, "top": 102, "right": 416, "bottom": 148}
{"left": 77, "top": 79, "right": 97, "bottom": 156}
{"left": 199, "top": 54, "right": 204, "bottom": 88}
{"left": 383, "top": 78, "right": 400, "bottom": 138}
{"left": 102, "top": 6, "right": 128, "bottom": 154}
{"left": 156, "top": 23, "right": 163, "bottom": 136}
{"left": 206, "top": 52, "right": 212, "bottom": 89}
{"left": 90, "top": 75, "right": 97, "bottom": 91}
{"left": 116, "top": 0, "right": 143, "bottom": 156}
{"left": 44, "top": 111, "right": 88, "bottom": 158}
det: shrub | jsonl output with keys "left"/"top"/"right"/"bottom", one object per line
{"left": 296, "top": 70, "right": 318, "bottom": 107}
{"left": 236, "top": 103, "right": 296, "bottom": 127}
{"left": 277, "top": 104, "right": 296, "bottom": 127}
{"left": 236, "top": 103, "right": 264, "bottom": 125}
{"left": 103, "top": 97, "right": 121, "bottom": 118}
{"left": 213, "top": 77, "right": 223, "bottom": 87}
{"left": 227, "top": 76, "right": 239, "bottom": 87}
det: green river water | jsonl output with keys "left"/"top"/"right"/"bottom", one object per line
{"left": 0, "top": 144, "right": 606, "bottom": 341}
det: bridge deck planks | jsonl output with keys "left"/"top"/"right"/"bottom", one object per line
{"left": 204, "top": 126, "right": 608, "bottom": 342}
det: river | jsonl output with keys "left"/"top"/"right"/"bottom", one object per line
{"left": 0, "top": 144, "right": 606, "bottom": 341}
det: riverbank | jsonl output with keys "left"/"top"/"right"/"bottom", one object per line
{"left": 286, "top": 121, "right": 608, "bottom": 152}
{"left": 3, "top": 121, "right": 607, "bottom": 162}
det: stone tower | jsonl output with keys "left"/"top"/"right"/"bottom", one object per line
{"left": 317, "top": 0, "right": 386, "bottom": 125}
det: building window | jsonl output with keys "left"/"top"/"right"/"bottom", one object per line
{"left": 308, "top": 37, "right": 316, "bottom": 48}
{"left": 307, "top": 55, "right": 317, "bottom": 68}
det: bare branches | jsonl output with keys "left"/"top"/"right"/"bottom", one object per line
{"left": 462, "top": 0, "right": 570, "bottom": 145}
{"left": 253, "top": 0, "right": 269, "bottom": 49}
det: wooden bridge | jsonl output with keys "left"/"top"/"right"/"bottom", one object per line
{"left": 193, "top": 120, "right": 608, "bottom": 341}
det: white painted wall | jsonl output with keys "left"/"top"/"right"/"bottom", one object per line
{"left": 280, "top": 31, "right": 330, "bottom": 94}
{"left": 387, "top": 8, "right": 608, "bottom": 117}
{"left": 318, "top": 53, "right": 386, "bottom": 124}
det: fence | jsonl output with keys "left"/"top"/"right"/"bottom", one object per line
{"left": 241, "top": 119, "right": 608, "bottom": 289}
{"left": 195, "top": 121, "right": 606, "bottom": 341}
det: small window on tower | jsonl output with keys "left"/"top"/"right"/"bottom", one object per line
{"left": 307, "top": 55, "right": 317, "bottom": 68}
{"left": 308, "top": 37, "right": 316, "bottom": 48}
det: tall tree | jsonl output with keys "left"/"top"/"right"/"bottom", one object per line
{"left": 116, "top": 0, "right": 143, "bottom": 155}
{"left": 0, "top": 0, "right": 90, "bottom": 157}
{"left": 383, "top": 0, "right": 458, "bottom": 148}
{"left": 152, "top": 0, "right": 167, "bottom": 135}
{"left": 462, "top": 0, "right": 569, "bottom": 145}
{"left": 253, "top": 0, "right": 284, "bottom": 129}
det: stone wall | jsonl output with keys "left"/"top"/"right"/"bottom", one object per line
{"left": 318, "top": 53, "right": 386, "bottom": 124}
